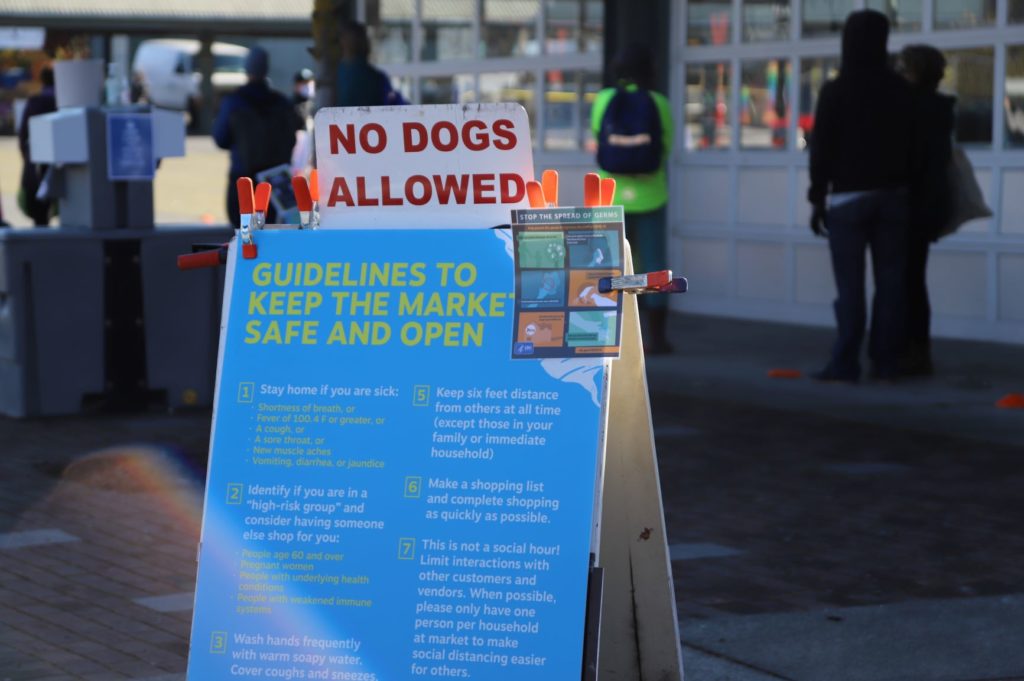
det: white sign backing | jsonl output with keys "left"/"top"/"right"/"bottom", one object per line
{"left": 313, "top": 103, "right": 534, "bottom": 229}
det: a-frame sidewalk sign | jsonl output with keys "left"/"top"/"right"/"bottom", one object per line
{"left": 182, "top": 104, "right": 684, "bottom": 681}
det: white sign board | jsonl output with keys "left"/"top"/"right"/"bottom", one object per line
{"left": 313, "top": 103, "right": 534, "bottom": 229}
{"left": 0, "top": 27, "right": 45, "bottom": 50}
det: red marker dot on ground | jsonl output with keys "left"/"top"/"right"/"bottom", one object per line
{"left": 995, "top": 393, "right": 1024, "bottom": 409}
{"left": 767, "top": 369, "right": 803, "bottom": 379}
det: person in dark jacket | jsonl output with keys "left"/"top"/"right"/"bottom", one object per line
{"left": 807, "top": 10, "right": 917, "bottom": 382}
{"left": 334, "top": 21, "right": 406, "bottom": 107}
{"left": 18, "top": 67, "right": 57, "bottom": 226}
{"left": 900, "top": 45, "right": 955, "bottom": 376}
{"left": 213, "top": 47, "right": 304, "bottom": 226}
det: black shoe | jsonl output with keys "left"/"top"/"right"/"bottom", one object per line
{"left": 900, "top": 355, "right": 934, "bottom": 377}
{"left": 812, "top": 366, "right": 859, "bottom": 384}
{"left": 869, "top": 364, "right": 901, "bottom": 383}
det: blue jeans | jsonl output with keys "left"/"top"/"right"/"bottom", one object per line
{"left": 625, "top": 206, "right": 668, "bottom": 310}
{"left": 825, "top": 190, "right": 909, "bottom": 377}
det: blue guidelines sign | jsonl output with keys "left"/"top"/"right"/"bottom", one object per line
{"left": 187, "top": 229, "right": 608, "bottom": 681}
{"left": 106, "top": 113, "right": 154, "bottom": 181}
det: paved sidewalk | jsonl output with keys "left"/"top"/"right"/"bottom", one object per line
{"left": 1, "top": 312, "right": 1022, "bottom": 680}
{"left": 0, "top": 415, "right": 207, "bottom": 681}
{"left": 649, "top": 313, "right": 1024, "bottom": 681}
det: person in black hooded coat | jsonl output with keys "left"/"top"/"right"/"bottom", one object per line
{"left": 900, "top": 44, "right": 956, "bottom": 376}
{"left": 807, "top": 10, "right": 917, "bottom": 382}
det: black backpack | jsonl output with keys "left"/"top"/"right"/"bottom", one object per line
{"left": 230, "top": 94, "right": 297, "bottom": 177}
{"left": 596, "top": 87, "right": 663, "bottom": 174}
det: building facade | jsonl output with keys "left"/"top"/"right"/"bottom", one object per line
{"left": 351, "top": 0, "right": 606, "bottom": 207}
{"left": 4, "top": 0, "right": 1019, "bottom": 343}
{"left": 672, "top": 0, "right": 1024, "bottom": 344}
{"left": 355, "top": 0, "right": 1023, "bottom": 344}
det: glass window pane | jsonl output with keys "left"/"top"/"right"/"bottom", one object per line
{"left": 420, "top": 75, "right": 476, "bottom": 105}
{"left": 797, "top": 56, "right": 838, "bottom": 150}
{"left": 483, "top": 0, "right": 540, "bottom": 58}
{"left": 366, "top": 0, "right": 414, "bottom": 65}
{"left": 422, "top": 0, "right": 474, "bottom": 61}
{"left": 740, "top": 59, "right": 790, "bottom": 149}
{"left": 543, "top": 69, "right": 601, "bottom": 151}
{"left": 479, "top": 71, "right": 537, "bottom": 141}
{"left": 390, "top": 76, "right": 413, "bottom": 103}
{"left": 685, "top": 62, "right": 732, "bottom": 150}
{"left": 546, "top": 0, "right": 603, "bottom": 54}
{"left": 941, "top": 48, "right": 993, "bottom": 145}
{"left": 581, "top": 0, "right": 603, "bottom": 53}
{"left": 743, "top": 0, "right": 790, "bottom": 42}
{"left": 1005, "top": 46, "right": 1024, "bottom": 147}
{"left": 688, "top": 0, "right": 733, "bottom": 46}
{"left": 802, "top": 0, "right": 854, "bottom": 37}
{"left": 935, "top": 0, "right": 995, "bottom": 29}
{"left": 1012, "top": 0, "right": 1024, "bottom": 22}
{"left": 865, "top": 0, "right": 923, "bottom": 31}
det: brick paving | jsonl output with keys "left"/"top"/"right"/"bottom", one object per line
{"left": 654, "top": 394, "right": 1024, "bottom": 621}
{"left": 0, "top": 414, "right": 208, "bottom": 680}
{"left": 1, "top": 314, "right": 1022, "bottom": 679}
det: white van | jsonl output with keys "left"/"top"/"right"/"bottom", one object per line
{"left": 132, "top": 39, "right": 248, "bottom": 120}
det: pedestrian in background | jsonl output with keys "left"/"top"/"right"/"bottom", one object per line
{"left": 591, "top": 44, "right": 675, "bottom": 354}
{"left": 900, "top": 45, "right": 955, "bottom": 377}
{"left": 18, "top": 66, "right": 57, "bottom": 227}
{"left": 807, "top": 10, "right": 917, "bottom": 382}
{"left": 213, "top": 47, "right": 304, "bottom": 226}
{"left": 292, "top": 68, "right": 315, "bottom": 124}
{"left": 334, "top": 21, "right": 406, "bottom": 107}
{"left": 291, "top": 68, "right": 316, "bottom": 175}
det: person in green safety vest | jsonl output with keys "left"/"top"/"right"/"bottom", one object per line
{"left": 591, "top": 45, "right": 675, "bottom": 354}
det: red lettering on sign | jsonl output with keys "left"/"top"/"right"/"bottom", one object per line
{"left": 398, "top": 119, "right": 519, "bottom": 153}
{"left": 328, "top": 176, "right": 353, "bottom": 207}
{"left": 356, "top": 177, "right": 379, "bottom": 206}
{"left": 327, "top": 172, "right": 526, "bottom": 208}
{"left": 462, "top": 120, "right": 489, "bottom": 151}
{"left": 330, "top": 122, "right": 390, "bottom": 154}
{"left": 473, "top": 174, "right": 496, "bottom": 204}
{"left": 406, "top": 175, "right": 431, "bottom": 205}
{"left": 499, "top": 173, "right": 525, "bottom": 203}
{"left": 493, "top": 119, "right": 516, "bottom": 150}
{"left": 381, "top": 177, "right": 403, "bottom": 206}
{"left": 431, "top": 121, "right": 458, "bottom": 152}
{"left": 403, "top": 122, "right": 428, "bottom": 152}
{"left": 329, "top": 124, "right": 357, "bottom": 154}
{"left": 361, "top": 123, "right": 387, "bottom": 154}
{"left": 433, "top": 175, "right": 469, "bottom": 204}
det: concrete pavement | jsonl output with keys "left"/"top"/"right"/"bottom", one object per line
{"left": 1, "top": 311, "right": 1022, "bottom": 680}
{"left": 650, "top": 313, "right": 1024, "bottom": 680}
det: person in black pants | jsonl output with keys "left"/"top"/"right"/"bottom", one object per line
{"left": 18, "top": 67, "right": 57, "bottom": 226}
{"left": 807, "top": 10, "right": 918, "bottom": 382}
{"left": 900, "top": 45, "right": 955, "bottom": 376}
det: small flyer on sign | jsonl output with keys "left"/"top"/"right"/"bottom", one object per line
{"left": 510, "top": 206, "right": 625, "bottom": 359}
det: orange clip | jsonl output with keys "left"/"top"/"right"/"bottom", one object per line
{"left": 600, "top": 177, "right": 616, "bottom": 206}
{"left": 254, "top": 182, "right": 272, "bottom": 214}
{"left": 242, "top": 243, "right": 258, "bottom": 259}
{"left": 309, "top": 169, "right": 320, "bottom": 202}
{"left": 583, "top": 173, "right": 601, "bottom": 207}
{"left": 541, "top": 169, "right": 559, "bottom": 207}
{"left": 236, "top": 177, "right": 254, "bottom": 216}
{"left": 526, "top": 180, "right": 546, "bottom": 208}
{"left": 292, "top": 176, "right": 313, "bottom": 212}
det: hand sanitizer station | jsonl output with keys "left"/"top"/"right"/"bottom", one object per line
{"left": 0, "top": 59, "right": 233, "bottom": 417}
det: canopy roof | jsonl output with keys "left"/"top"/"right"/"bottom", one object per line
{"left": 0, "top": 0, "right": 314, "bottom": 36}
